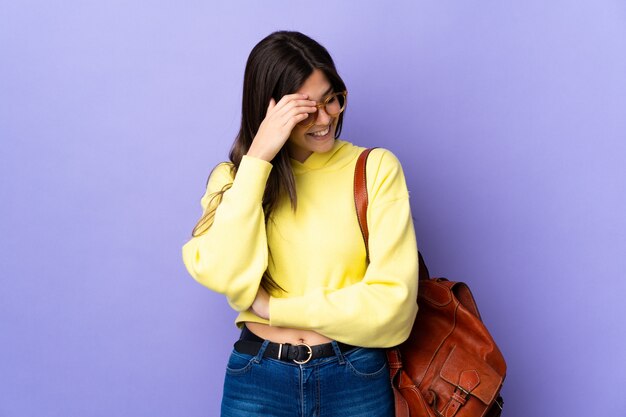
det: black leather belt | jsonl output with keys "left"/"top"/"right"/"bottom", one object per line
{"left": 234, "top": 339, "right": 357, "bottom": 364}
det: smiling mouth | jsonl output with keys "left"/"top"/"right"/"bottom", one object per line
{"left": 307, "top": 125, "right": 331, "bottom": 137}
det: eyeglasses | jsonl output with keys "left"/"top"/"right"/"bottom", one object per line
{"left": 297, "top": 90, "right": 348, "bottom": 129}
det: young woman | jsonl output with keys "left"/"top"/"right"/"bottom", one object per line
{"left": 181, "top": 30, "right": 419, "bottom": 417}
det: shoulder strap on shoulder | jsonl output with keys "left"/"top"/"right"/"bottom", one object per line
{"left": 354, "top": 148, "right": 378, "bottom": 264}
{"left": 353, "top": 148, "right": 430, "bottom": 280}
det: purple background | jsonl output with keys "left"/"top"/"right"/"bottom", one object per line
{"left": 1, "top": 1, "right": 625, "bottom": 416}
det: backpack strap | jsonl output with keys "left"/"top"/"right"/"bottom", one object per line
{"left": 353, "top": 147, "right": 377, "bottom": 264}
{"left": 353, "top": 148, "right": 430, "bottom": 280}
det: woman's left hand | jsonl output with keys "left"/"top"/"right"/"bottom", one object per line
{"left": 249, "top": 286, "right": 270, "bottom": 320}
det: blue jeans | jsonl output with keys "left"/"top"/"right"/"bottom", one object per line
{"left": 220, "top": 339, "right": 394, "bottom": 416}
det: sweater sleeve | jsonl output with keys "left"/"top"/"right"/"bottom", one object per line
{"left": 268, "top": 149, "right": 419, "bottom": 348}
{"left": 181, "top": 155, "right": 273, "bottom": 312}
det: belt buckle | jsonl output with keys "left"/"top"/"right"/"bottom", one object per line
{"left": 292, "top": 342, "right": 313, "bottom": 364}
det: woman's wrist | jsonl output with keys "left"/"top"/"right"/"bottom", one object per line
{"left": 246, "top": 143, "right": 274, "bottom": 162}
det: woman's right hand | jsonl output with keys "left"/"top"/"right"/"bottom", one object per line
{"left": 246, "top": 93, "right": 318, "bottom": 162}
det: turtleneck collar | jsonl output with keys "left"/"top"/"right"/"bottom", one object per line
{"left": 289, "top": 139, "right": 348, "bottom": 173}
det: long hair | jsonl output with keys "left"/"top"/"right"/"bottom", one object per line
{"left": 190, "top": 30, "right": 348, "bottom": 294}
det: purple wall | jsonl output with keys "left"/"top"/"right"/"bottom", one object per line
{"left": 2, "top": 1, "right": 625, "bottom": 416}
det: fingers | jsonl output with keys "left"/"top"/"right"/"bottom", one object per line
{"left": 282, "top": 111, "right": 312, "bottom": 129}
{"left": 265, "top": 94, "right": 317, "bottom": 130}
{"left": 280, "top": 104, "right": 317, "bottom": 128}
{"left": 269, "top": 93, "right": 298, "bottom": 113}
{"left": 276, "top": 97, "right": 317, "bottom": 117}
{"left": 272, "top": 93, "right": 313, "bottom": 114}
{"left": 268, "top": 94, "right": 313, "bottom": 121}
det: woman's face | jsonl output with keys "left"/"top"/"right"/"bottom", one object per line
{"left": 286, "top": 69, "right": 339, "bottom": 163}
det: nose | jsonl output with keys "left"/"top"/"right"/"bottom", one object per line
{"left": 314, "top": 105, "right": 332, "bottom": 125}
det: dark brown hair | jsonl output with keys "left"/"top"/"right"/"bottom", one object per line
{"left": 190, "top": 30, "right": 347, "bottom": 294}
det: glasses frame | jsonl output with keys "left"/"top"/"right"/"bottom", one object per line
{"left": 298, "top": 90, "right": 348, "bottom": 130}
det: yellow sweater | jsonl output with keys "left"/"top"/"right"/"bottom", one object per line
{"left": 181, "top": 139, "right": 419, "bottom": 347}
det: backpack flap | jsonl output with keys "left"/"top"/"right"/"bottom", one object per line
{"left": 438, "top": 345, "right": 503, "bottom": 407}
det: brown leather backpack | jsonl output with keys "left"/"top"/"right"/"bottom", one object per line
{"left": 353, "top": 148, "right": 507, "bottom": 417}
